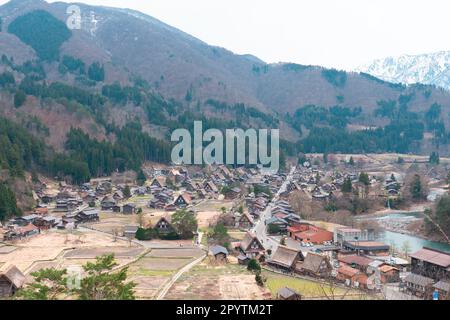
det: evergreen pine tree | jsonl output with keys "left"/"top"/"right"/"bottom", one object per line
{"left": 341, "top": 177, "right": 353, "bottom": 193}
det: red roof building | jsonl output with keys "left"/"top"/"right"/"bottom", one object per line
{"left": 289, "top": 224, "right": 333, "bottom": 244}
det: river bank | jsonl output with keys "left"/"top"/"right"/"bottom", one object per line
{"left": 356, "top": 206, "right": 450, "bottom": 251}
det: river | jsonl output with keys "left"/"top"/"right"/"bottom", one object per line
{"left": 378, "top": 229, "right": 450, "bottom": 254}
{"left": 358, "top": 211, "right": 450, "bottom": 254}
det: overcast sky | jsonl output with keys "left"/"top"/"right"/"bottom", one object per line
{"left": 3, "top": 0, "right": 450, "bottom": 70}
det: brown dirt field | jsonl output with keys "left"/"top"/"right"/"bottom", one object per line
{"left": 308, "top": 221, "right": 346, "bottom": 232}
{"left": 0, "top": 246, "right": 65, "bottom": 272}
{"left": 131, "top": 275, "right": 169, "bottom": 299}
{"left": 88, "top": 213, "right": 140, "bottom": 234}
{"left": 134, "top": 257, "right": 193, "bottom": 271}
{"left": 126, "top": 255, "right": 196, "bottom": 300}
{"left": 228, "top": 231, "right": 246, "bottom": 241}
{"left": 218, "top": 275, "right": 269, "bottom": 300}
{"left": 196, "top": 211, "right": 222, "bottom": 228}
{"left": 166, "top": 273, "right": 269, "bottom": 300}
{"left": 64, "top": 247, "right": 144, "bottom": 259}
{"left": 140, "top": 239, "right": 195, "bottom": 247}
{"left": 166, "top": 277, "right": 221, "bottom": 300}
{"left": 20, "top": 230, "right": 133, "bottom": 248}
{"left": 195, "top": 200, "right": 234, "bottom": 212}
{"left": 144, "top": 207, "right": 232, "bottom": 230}
{"left": 0, "top": 245, "right": 18, "bottom": 254}
{"left": 165, "top": 261, "right": 269, "bottom": 300}
{"left": 194, "top": 199, "right": 235, "bottom": 228}
{"left": 0, "top": 230, "right": 137, "bottom": 273}
{"left": 147, "top": 248, "right": 204, "bottom": 258}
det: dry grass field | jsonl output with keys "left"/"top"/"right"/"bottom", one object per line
{"left": 195, "top": 199, "right": 234, "bottom": 228}
{"left": 86, "top": 212, "right": 140, "bottom": 234}
{"left": 64, "top": 247, "right": 144, "bottom": 259}
{"left": 227, "top": 230, "right": 247, "bottom": 241}
{"left": 196, "top": 211, "right": 222, "bottom": 229}
{"left": 0, "top": 229, "right": 139, "bottom": 273}
{"left": 127, "top": 249, "right": 204, "bottom": 299}
{"left": 146, "top": 248, "right": 204, "bottom": 259}
{"left": 164, "top": 260, "right": 270, "bottom": 300}
{"left": 195, "top": 199, "right": 234, "bottom": 212}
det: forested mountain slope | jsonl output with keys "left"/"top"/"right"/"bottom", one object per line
{"left": 0, "top": 0, "right": 450, "bottom": 207}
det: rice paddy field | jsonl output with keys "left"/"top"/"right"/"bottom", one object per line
{"left": 164, "top": 260, "right": 271, "bottom": 300}
{"left": 127, "top": 248, "right": 204, "bottom": 300}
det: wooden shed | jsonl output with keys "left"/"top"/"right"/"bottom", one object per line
{"left": 0, "top": 264, "right": 26, "bottom": 297}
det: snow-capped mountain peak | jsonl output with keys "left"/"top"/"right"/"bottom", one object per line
{"left": 357, "top": 51, "right": 450, "bottom": 90}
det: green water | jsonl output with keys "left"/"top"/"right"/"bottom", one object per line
{"left": 359, "top": 211, "right": 450, "bottom": 253}
{"left": 379, "top": 230, "right": 450, "bottom": 254}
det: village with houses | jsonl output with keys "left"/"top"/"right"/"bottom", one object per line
{"left": 0, "top": 154, "right": 449, "bottom": 301}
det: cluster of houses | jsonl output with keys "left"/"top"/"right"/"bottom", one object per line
{"left": 1, "top": 207, "right": 101, "bottom": 241}
{"left": 264, "top": 225, "right": 402, "bottom": 289}
{"left": 40, "top": 188, "right": 83, "bottom": 212}
{"left": 229, "top": 215, "right": 450, "bottom": 300}
{"left": 1, "top": 178, "right": 151, "bottom": 241}
{"left": 2, "top": 178, "right": 139, "bottom": 241}
{"left": 291, "top": 166, "right": 354, "bottom": 201}
{"left": 147, "top": 164, "right": 283, "bottom": 213}
{"left": 235, "top": 194, "right": 271, "bottom": 229}
{"left": 148, "top": 182, "right": 192, "bottom": 211}
{"left": 291, "top": 165, "right": 382, "bottom": 202}
{"left": 224, "top": 220, "right": 442, "bottom": 300}
{"left": 292, "top": 167, "right": 335, "bottom": 201}
{"left": 234, "top": 175, "right": 299, "bottom": 231}
{"left": 148, "top": 165, "right": 252, "bottom": 211}
{"left": 3, "top": 163, "right": 281, "bottom": 243}
{"left": 251, "top": 191, "right": 333, "bottom": 246}
{"left": 43, "top": 178, "right": 154, "bottom": 211}
{"left": 268, "top": 200, "right": 301, "bottom": 233}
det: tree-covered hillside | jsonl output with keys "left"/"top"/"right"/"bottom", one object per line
{"left": 0, "top": 182, "right": 21, "bottom": 221}
{"left": 0, "top": 117, "right": 47, "bottom": 177}
{"left": 2, "top": 4, "right": 450, "bottom": 155}
{"left": 8, "top": 10, "right": 71, "bottom": 61}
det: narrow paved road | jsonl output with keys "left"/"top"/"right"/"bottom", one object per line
{"left": 155, "top": 253, "right": 206, "bottom": 300}
{"left": 382, "top": 283, "right": 420, "bottom": 300}
{"left": 253, "top": 166, "right": 296, "bottom": 254}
